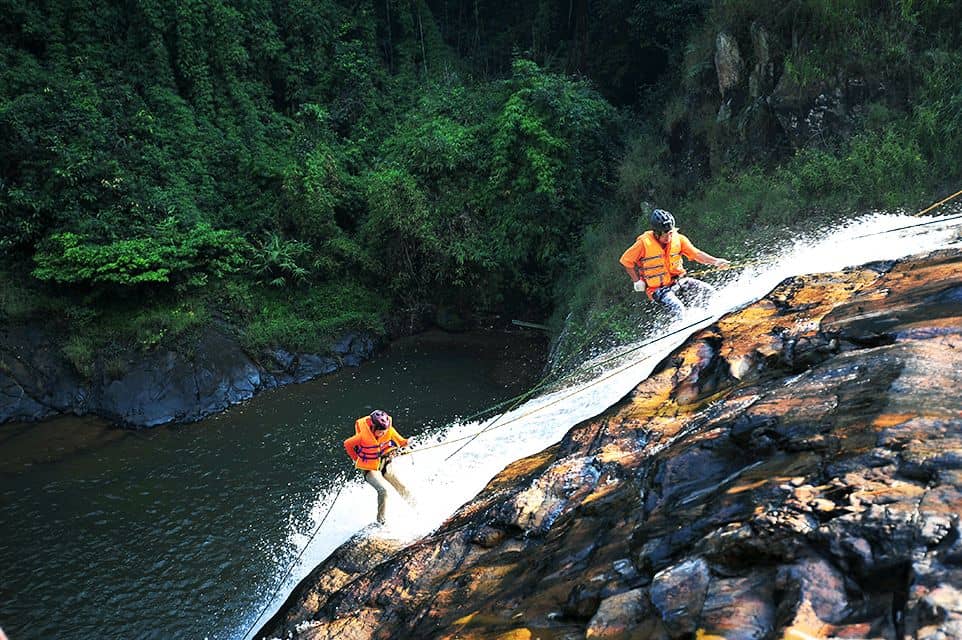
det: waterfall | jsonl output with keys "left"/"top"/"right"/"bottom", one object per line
{"left": 240, "top": 210, "right": 962, "bottom": 640}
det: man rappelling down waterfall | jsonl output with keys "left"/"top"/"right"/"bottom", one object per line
{"left": 344, "top": 409, "right": 416, "bottom": 525}
{"left": 620, "top": 208, "right": 731, "bottom": 319}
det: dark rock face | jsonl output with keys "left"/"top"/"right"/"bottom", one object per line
{"left": 0, "top": 327, "right": 377, "bottom": 427}
{"left": 0, "top": 324, "right": 84, "bottom": 423}
{"left": 672, "top": 24, "right": 892, "bottom": 181}
{"left": 715, "top": 31, "right": 745, "bottom": 102}
{"left": 257, "top": 249, "right": 962, "bottom": 640}
{"left": 95, "top": 329, "right": 268, "bottom": 426}
{"left": 767, "top": 73, "right": 879, "bottom": 153}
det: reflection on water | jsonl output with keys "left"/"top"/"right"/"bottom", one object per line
{"left": 0, "top": 330, "right": 545, "bottom": 640}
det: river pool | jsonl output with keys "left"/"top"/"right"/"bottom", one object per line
{"left": 0, "top": 329, "right": 545, "bottom": 640}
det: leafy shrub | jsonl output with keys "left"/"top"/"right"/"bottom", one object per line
{"left": 250, "top": 233, "right": 311, "bottom": 288}
{"left": 32, "top": 221, "right": 250, "bottom": 289}
{"left": 62, "top": 334, "right": 97, "bottom": 379}
{"left": 242, "top": 283, "right": 386, "bottom": 353}
{"left": 787, "top": 127, "right": 926, "bottom": 207}
{"left": 616, "top": 130, "right": 672, "bottom": 209}
{"left": 482, "top": 59, "right": 619, "bottom": 303}
{"left": 56, "top": 298, "right": 210, "bottom": 378}
{"left": 278, "top": 130, "right": 368, "bottom": 279}
{"left": 681, "top": 168, "right": 795, "bottom": 242}
{"left": 913, "top": 49, "right": 962, "bottom": 179}
{"left": 490, "top": 59, "right": 616, "bottom": 206}
{"left": 360, "top": 167, "right": 445, "bottom": 298}
{"left": 0, "top": 270, "right": 45, "bottom": 319}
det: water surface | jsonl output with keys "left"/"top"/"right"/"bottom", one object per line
{"left": 0, "top": 330, "right": 545, "bottom": 640}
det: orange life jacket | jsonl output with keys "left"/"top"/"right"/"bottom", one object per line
{"left": 344, "top": 415, "right": 408, "bottom": 471}
{"left": 622, "top": 230, "right": 686, "bottom": 298}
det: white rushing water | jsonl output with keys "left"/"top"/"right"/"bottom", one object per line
{"left": 239, "top": 210, "right": 962, "bottom": 639}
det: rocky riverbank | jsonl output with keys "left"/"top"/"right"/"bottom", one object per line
{"left": 258, "top": 248, "right": 962, "bottom": 640}
{"left": 0, "top": 325, "right": 378, "bottom": 427}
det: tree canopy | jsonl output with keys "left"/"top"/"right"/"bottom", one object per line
{"left": 2, "top": 0, "right": 960, "bottom": 360}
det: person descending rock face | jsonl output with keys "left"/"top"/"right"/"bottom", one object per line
{"left": 343, "top": 409, "right": 415, "bottom": 525}
{"left": 619, "top": 208, "right": 731, "bottom": 319}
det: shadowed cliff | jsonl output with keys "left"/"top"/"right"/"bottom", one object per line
{"left": 258, "top": 248, "right": 962, "bottom": 640}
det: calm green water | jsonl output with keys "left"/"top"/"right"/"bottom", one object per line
{"left": 0, "top": 330, "right": 544, "bottom": 640}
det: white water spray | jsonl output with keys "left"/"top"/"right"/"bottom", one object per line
{"left": 239, "top": 211, "right": 962, "bottom": 639}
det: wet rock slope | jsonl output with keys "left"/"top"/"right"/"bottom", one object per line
{"left": 259, "top": 248, "right": 962, "bottom": 640}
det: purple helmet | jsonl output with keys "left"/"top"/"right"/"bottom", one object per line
{"left": 370, "top": 410, "right": 390, "bottom": 430}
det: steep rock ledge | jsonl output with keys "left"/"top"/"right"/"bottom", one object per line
{"left": 259, "top": 249, "right": 962, "bottom": 640}
{"left": 0, "top": 327, "right": 378, "bottom": 427}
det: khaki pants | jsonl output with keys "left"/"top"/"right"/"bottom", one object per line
{"left": 364, "top": 461, "right": 415, "bottom": 524}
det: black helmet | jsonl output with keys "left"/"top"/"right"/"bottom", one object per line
{"left": 370, "top": 409, "right": 390, "bottom": 430}
{"left": 650, "top": 209, "right": 676, "bottom": 234}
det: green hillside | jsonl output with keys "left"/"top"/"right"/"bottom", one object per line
{"left": 2, "top": 0, "right": 960, "bottom": 372}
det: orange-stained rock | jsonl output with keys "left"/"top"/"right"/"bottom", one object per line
{"left": 585, "top": 587, "right": 654, "bottom": 639}
{"left": 257, "top": 249, "right": 962, "bottom": 640}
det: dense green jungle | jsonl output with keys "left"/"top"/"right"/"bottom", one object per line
{"left": 2, "top": 0, "right": 961, "bottom": 376}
